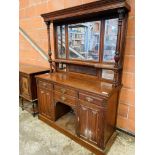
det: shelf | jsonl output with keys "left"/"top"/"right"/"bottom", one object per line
{"left": 19, "top": 99, "right": 39, "bottom": 116}
{"left": 72, "top": 38, "right": 84, "bottom": 40}
{"left": 55, "top": 111, "right": 76, "bottom": 135}
{"left": 70, "top": 32, "right": 85, "bottom": 34}
{"left": 54, "top": 59, "right": 122, "bottom": 70}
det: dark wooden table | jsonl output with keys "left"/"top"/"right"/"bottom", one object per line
{"left": 19, "top": 63, "right": 50, "bottom": 116}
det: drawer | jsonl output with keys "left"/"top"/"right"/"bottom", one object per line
{"left": 54, "top": 91, "right": 76, "bottom": 107}
{"left": 38, "top": 80, "right": 52, "bottom": 90}
{"left": 54, "top": 84, "right": 77, "bottom": 98}
{"left": 79, "top": 92, "right": 104, "bottom": 106}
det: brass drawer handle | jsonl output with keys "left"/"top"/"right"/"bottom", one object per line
{"left": 43, "top": 83, "right": 46, "bottom": 86}
{"left": 61, "top": 96, "right": 66, "bottom": 101}
{"left": 40, "top": 82, "right": 46, "bottom": 86}
{"left": 60, "top": 88, "right": 66, "bottom": 94}
{"left": 86, "top": 97, "right": 93, "bottom": 102}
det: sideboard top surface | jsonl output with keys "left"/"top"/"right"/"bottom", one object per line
{"left": 36, "top": 72, "right": 120, "bottom": 97}
{"left": 19, "top": 63, "right": 50, "bottom": 75}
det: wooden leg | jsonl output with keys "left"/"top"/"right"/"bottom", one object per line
{"left": 21, "top": 97, "right": 24, "bottom": 111}
{"left": 32, "top": 102, "right": 35, "bottom": 117}
{"left": 32, "top": 101, "right": 38, "bottom": 117}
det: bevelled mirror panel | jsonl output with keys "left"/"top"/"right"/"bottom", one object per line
{"left": 103, "top": 18, "right": 118, "bottom": 62}
{"left": 57, "top": 25, "right": 66, "bottom": 59}
{"left": 102, "top": 69, "right": 114, "bottom": 80}
{"left": 68, "top": 21, "right": 101, "bottom": 61}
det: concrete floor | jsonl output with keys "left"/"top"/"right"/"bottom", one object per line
{"left": 19, "top": 108, "right": 135, "bottom": 155}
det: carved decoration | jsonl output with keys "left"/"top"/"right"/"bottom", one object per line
{"left": 45, "top": 21, "right": 55, "bottom": 73}
{"left": 21, "top": 77, "right": 29, "bottom": 95}
{"left": 113, "top": 8, "right": 125, "bottom": 87}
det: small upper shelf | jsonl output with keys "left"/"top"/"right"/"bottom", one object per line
{"left": 54, "top": 59, "right": 122, "bottom": 70}
{"left": 41, "top": 0, "right": 130, "bottom": 23}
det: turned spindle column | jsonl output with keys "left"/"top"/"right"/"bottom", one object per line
{"left": 113, "top": 8, "right": 125, "bottom": 87}
{"left": 45, "top": 21, "right": 55, "bottom": 73}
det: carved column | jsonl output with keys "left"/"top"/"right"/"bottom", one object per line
{"left": 113, "top": 9, "right": 125, "bottom": 87}
{"left": 45, "top": 21, "right": 55, "bottom": 73}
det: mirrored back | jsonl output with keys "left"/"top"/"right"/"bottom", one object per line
{"left": 55, "top": 18, "right": 118, "bottom": 63}
{"left": 68, "top": 21, "right": 101, "bottom": 61}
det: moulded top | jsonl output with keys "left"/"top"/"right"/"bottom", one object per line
{"left": 19, "top": 63, "right": 50, "bottom": 75}
{"left": 36, "top": 72, "right": 121, "bottom": 98}
{"left": 41, "top": 0, "right": 130, "bottom": 23}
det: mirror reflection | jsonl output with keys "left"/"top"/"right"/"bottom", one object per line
{"left": 102, "top": 69, "right": 114, "bottom": 80}
{"left": 68, "top": 21, "right": 101, "bottom": 61}
{"left": 103, "top": 18, "right": 118, "bottom": 62}
{"left": 57, "top": 25, "right": 66, "bottom": 59}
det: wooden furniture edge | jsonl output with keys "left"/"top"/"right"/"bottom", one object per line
{"left": 116, "top": 127, "right": 135, "bottom": 137}
{"left": 19, "top": 70, "right": 50, "bottom": 75}
{"left": 19, "top": 95, "right": 38, "bottom": 102}
{"left": 41, "top": 0, "right": 130, "bottom": 22}
{"left": 35, "top": 75, "right": 121, "bottom": 99}
{"left": 19, "top": 63, "right": 50, "bottom": 75}
{"left": 53, "top": 59, "right": 122, "bottom": 70}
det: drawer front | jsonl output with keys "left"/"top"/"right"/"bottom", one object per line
{"left": 54, "top": 84, "right": 77, "bottom": 98}
{"left": 79, "top": 92, "right": 104, "bottom": 106}
{"left": 54, "top": 91, "right": 76, "bottom": 107}
{"left": 38, "top": 80, "right": 52, "bottom": 90}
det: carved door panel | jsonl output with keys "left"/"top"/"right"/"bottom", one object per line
{"left": 20, "top": 76, "right": 31, "bottom": 99}
{"left": 78, "top": 104, "right": 89, "bottom": 139}
{"left": 88, "top": 109, "right": 100, "bottom": 144}
{"left": 38, "top": 88, "right": 53, "bottom": 120}
{"left": 38, "top": 88, "right": 46, "bottom": 116}
{"left": 78, "top": 102, "right": 103, "bottom": 146}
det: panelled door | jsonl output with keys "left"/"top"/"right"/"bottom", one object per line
{"left": 37, "top": 82, "right": 53, "bottom": 120}
{"left": 77, "top": 101, "right": 104, "bottom": 147}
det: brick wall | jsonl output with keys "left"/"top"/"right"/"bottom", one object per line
{"left": 117, "top": 0, "right": 135, "bottom": 133}
{"left": 19, "top": 0, "right": 135, "bottom": 134}
{"left": 19, "top": 33, "right": 49, "bottom": 67}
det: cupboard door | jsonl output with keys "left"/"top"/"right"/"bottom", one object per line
{"left": 88, "top": 109, "right": 100, "bottom": 144}
{"left": 78, "top": 104, "right": 89, "bottom": 139}
{"left": 78, "top": 102, "right": 103, "bottom": 146}
{"left": 38, "top": 88, "right": 53, "bottom": 120}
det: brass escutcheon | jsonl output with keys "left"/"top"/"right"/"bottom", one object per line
{"left": 61, "top": 88, "right": 66, "bottom": 94}
{"left": 86, "top": 97, "right": 93, "bottom": 102}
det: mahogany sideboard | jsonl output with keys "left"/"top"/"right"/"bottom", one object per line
{"left": 19, "top": 63, "right": 49, "bottom": 116}
{"left": 35, "top": 0, "right": 130, "bottom": 154}
{"left": 36, "top": 72, "right": 121, "bottom": 153}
